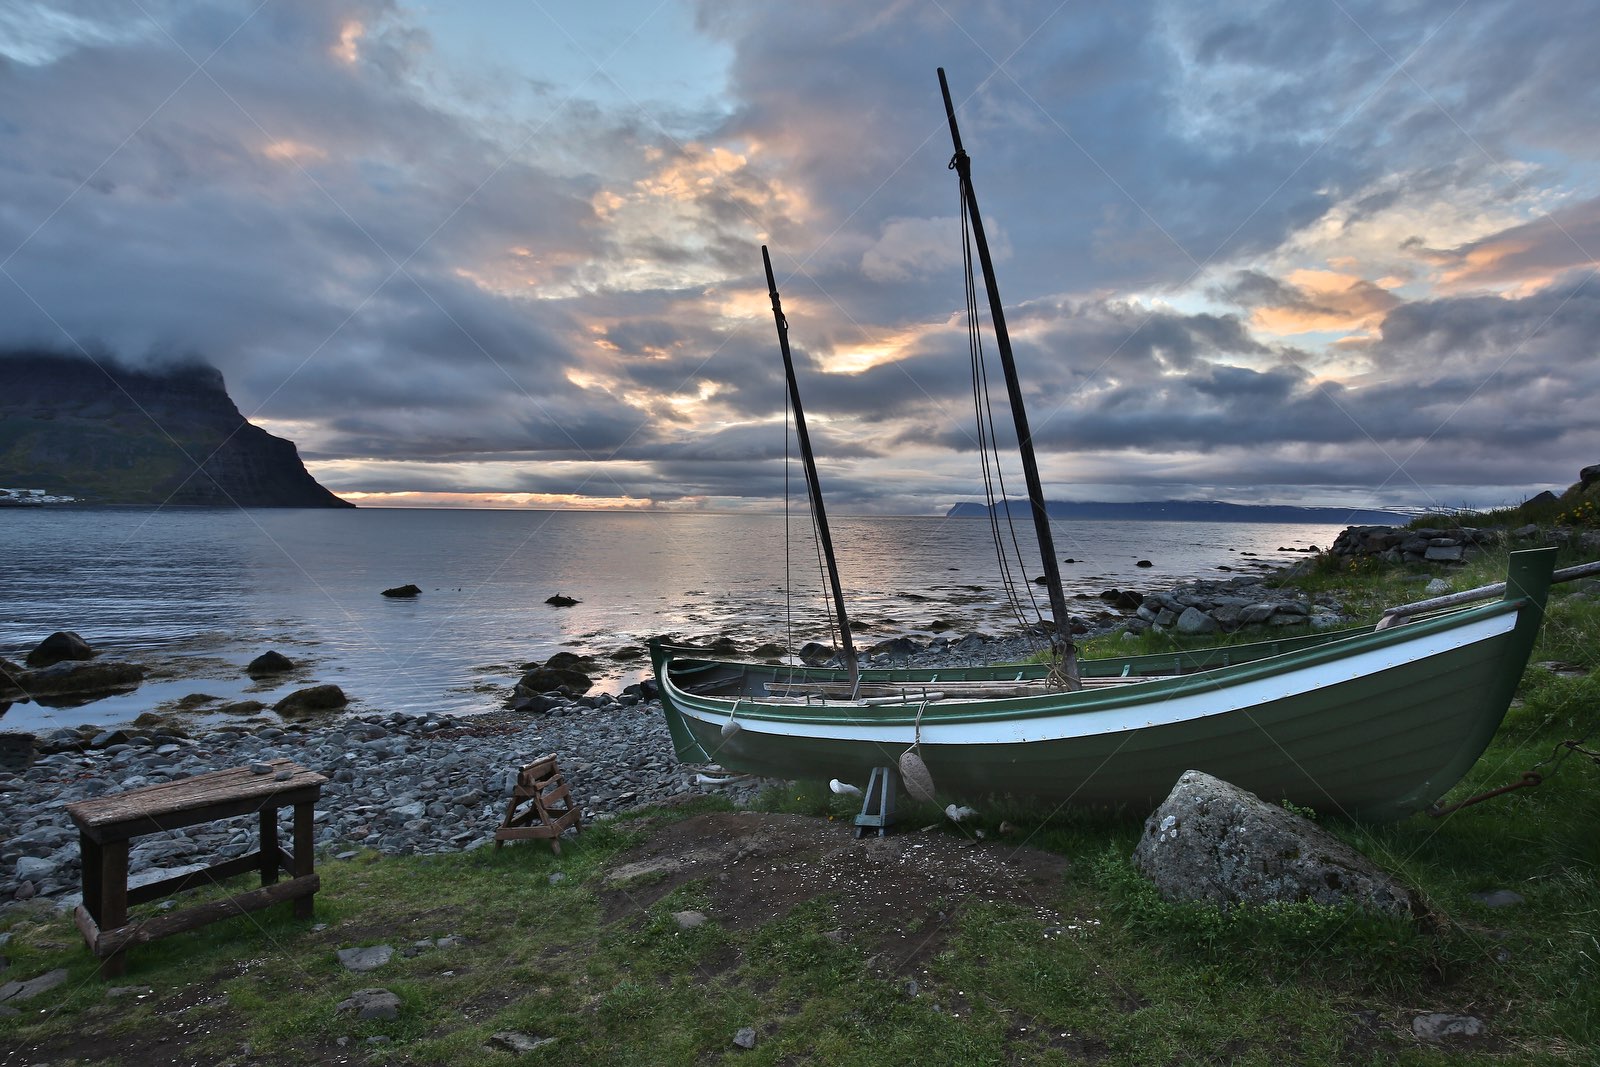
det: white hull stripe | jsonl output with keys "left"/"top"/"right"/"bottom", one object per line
{"left": 676, "top": 611, "right": 1517, "bottom": 746}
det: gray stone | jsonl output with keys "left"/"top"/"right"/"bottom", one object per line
{"left": 336, "top": 988, "right": 402, "bottom": 1021}
{"left": 1470, "top": 889, "right": 1525, "bottom": 908}
{"left": 1424, "top": 578, "right": 1453, "bottom": 596}
{"left": 1174, "top": 607, "right": 1220, "bottom": 636}
{"left": 1132, "top": 770, "right": 1422, "bottom": 917}
{"left": 15, "top": 856, "right": 55, "bottom": 883}
{"left": 1424, "top": 545, "right": 1465, "bottom": 562}
{"left": 336, "top": 945, "right": 394, "bottom": 972}
{"left": 487, "top": 1031, "right": 558, "bottom": 1054}
{"left": 1412, "top": 1013, "right": 1484, "bottom": 1041}
{"left": 733, "top": 1027, "right": 757, "bottom": 1049}
{"left": 672, "top": 910, "right": 707, "bottom": 930}
{"left": 0, "top": 968, "right": 68, "bottom": 1003}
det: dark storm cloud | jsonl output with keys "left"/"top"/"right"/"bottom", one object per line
{"left": 0, "top": 0, "right": 605, "bottom": 455}
{"left": 2, "top": 0, "right": 1597, "bottom": 508}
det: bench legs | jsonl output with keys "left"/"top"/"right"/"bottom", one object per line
{"left": 293, "top": 801, "right": 316, "bottom": 919}
{"left": 79, "top": 835, "right": 130, "bottom": 978}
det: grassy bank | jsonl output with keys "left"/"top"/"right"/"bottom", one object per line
{"left": 2, "top": 544, "right": 1598, "bottom": 1065}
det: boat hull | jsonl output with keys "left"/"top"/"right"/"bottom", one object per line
{"left": 653, "top": 549, "right": 1557, "bottom": 821}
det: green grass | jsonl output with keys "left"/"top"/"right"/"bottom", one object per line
{"left": 3, "top": 551, "right": 1598, "bottom": 1064}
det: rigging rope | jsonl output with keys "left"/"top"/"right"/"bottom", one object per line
{"left": 960, "top": 185, "right": 1047, "bottom": 646}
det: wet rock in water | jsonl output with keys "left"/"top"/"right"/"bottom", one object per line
{"left": 247, "top": 650, "right": 296, "bottom": 677}
{"left": 381, "top": 584, "right": 421, "bottom": 598}
{"left": 545, "top": 594, "right": 579, "bottom": 607}
{"left": 217, "top": 700, "right": 267, "bottom": 716}
{"left": 540, "top": 652, "right": 597, "bottom": 676}
{"left": 797, "top": 642, "right": 835, "bottom": 666}
{"left": 1032, "top": 574, "right": 1050, "bottom": 585}
{"left": 1135, "top": 559, "right": 1153, "bottom": 568}
{"left": 513, "top": 666, "right": 592, "bottom": 697}
{"left": 928, "top": 619, "right": 956, "bottom": 632}
{"left": 608, "top": 646, "right": 643, "bottom": 660}
{"left": 751, "top": 642, "right": 786, "bottom": 658}
{"left": 708, "top": 636, "right": 739, "bottom": 654}
{"left": 1133, "top": 770, "right": 1423, "bottom": 917}
{"left": 1099, "top": 589, "right": 1144, "bottom": 611}
{"left": 868, "top": 636, "right": 923, "bottom": 660}
{"left": 274, "top": 684, "right": 348, "bottom": 717}
{"left": 25, "top": 631, "right": 94, "bottom": 668}
{"left": 0, "top": 659, "right": 25, "bottom": 692}
{"left": 18, "top": 660, "right": 144, "bottom": 697}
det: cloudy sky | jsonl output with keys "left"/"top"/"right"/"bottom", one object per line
{"left": 1, "top": 0, "right": 1596, "bottom": 513}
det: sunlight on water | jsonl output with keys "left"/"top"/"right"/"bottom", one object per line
{"left": 0, "top": 508, "right": 1349, "bottom": 731}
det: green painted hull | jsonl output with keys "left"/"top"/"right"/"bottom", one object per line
{"left": 652, "top": 549, "right": 1556, "bottom": 821}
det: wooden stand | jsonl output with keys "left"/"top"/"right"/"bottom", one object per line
{"left": 66, "top": 759, "right": 326, "bottom": 978}
{"left": 853, "top": 766, "right": 898, "bottom": 838}
{"left": 494, "top": 755, "right": 581, "bottom": 854}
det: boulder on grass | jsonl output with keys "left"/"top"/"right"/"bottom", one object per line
{"left": 1132, "top": 770, "right": 1423, "bottom": 917}
{"left": 273, "top": 684, "right": 348, "bottom": 717}
{"left": 25, "top": 631, "right": 93, "bottom": 668}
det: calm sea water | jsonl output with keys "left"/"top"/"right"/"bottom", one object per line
{"left": 0, "top": 508, "right": 1349, "bottom": 732}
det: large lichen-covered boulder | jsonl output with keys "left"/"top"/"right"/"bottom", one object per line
{"left": 1132, "top": 770, "right": 1423, "bottom": 917}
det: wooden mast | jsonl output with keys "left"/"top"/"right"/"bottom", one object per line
{"left": 937, "top": 68, "right": 1080, "bottom": 687}
{"left": 763, "top": 245, "right": 858, "bottom": 684}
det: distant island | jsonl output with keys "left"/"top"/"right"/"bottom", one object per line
{"left": 946, "top": 499, "right": 1407, "bottom": 524}
{"left": 0, "top": 350, "right": 352, "bottom": 507}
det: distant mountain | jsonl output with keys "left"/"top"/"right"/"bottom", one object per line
{"left": 946, "top": 498, "right": 1406, "bottom": 524}
{"left": 0, "top": 351, "right": 353, "bottom": 507}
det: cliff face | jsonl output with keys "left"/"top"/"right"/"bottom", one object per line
{"left": 0, "top": 351, "right": 354, "bottom": 507}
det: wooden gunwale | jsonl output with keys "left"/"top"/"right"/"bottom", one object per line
{"left": 659, "top": 594, "right": 1526, "bottom": 727}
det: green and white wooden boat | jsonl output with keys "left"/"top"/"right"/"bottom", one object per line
{"left": 650, "top": 545, "right": 1556, "bottom": 821}
{"left": 653, "top": 70, "right": 1561, "bottom": 821}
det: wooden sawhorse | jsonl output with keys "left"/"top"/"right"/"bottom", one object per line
{"left": 494, "top": 754, "right": 581, "bottom": 854}
{"left": 66, "top": 758, "right": 327, "bottom": 977}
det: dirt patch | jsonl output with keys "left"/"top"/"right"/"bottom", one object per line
{"left": 600, "top": 811, "right": 1069, "bottom": 972}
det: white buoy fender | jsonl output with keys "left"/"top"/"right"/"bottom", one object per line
{"left": 899, "top": 748, "right": 937, "bottom": 804}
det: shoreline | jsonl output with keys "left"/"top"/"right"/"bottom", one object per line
{"left": 0, "top": 557, "right": 1345, "bottom": 911}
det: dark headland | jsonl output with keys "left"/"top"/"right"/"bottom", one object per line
{"left": 0, "top": 350, "right": 352, "bottom": 507}
{"left": 947, "top": 498, "right": 1407, "bottom": 524}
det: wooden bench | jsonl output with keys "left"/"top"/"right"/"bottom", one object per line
{"left": 66, "top": 758, "right": 327, "bottom": 977}
{"left": 494, "top": 755, "right": 581, "bottom": 854}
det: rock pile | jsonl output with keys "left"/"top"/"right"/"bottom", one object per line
{"left": 1327, "top": 525, "right": 1500, "bottom": 564}
{"left": 1121, "top": 576, "right": 1344, "bottom": 637}
{"left": 1330, "top": 521, "right": 1600, "bottom": 563}
{"left": 0, "top": 701, "right": 758, "bottom": 908}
